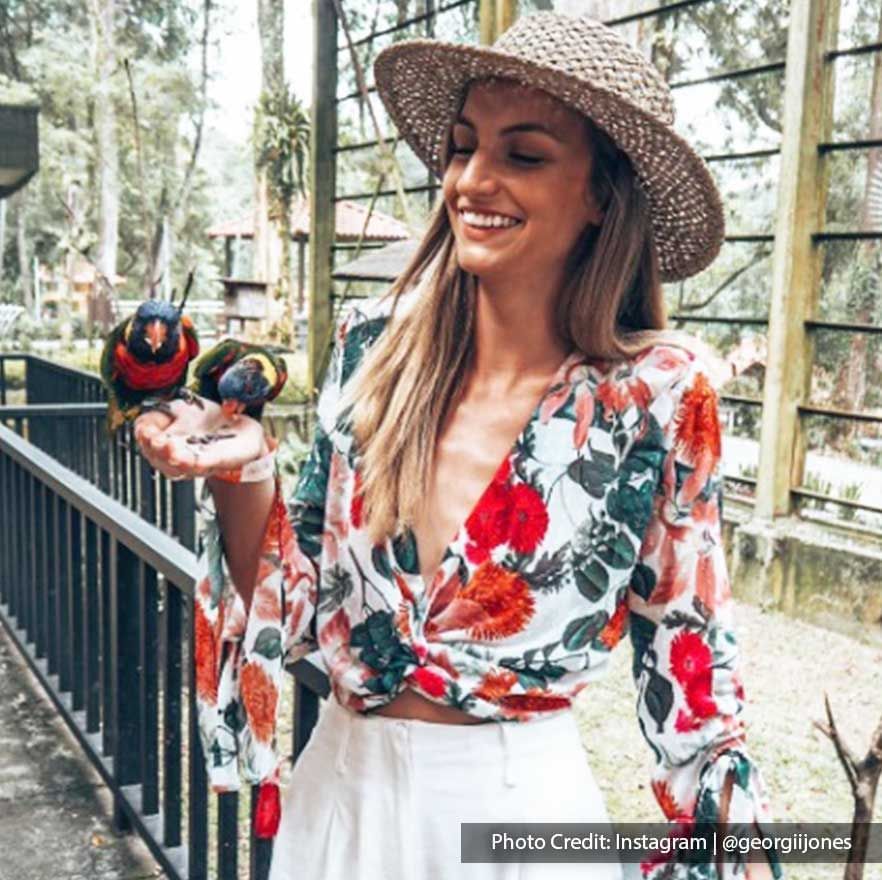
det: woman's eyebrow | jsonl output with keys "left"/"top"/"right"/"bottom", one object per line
{"left": 453, "top": 115, "right": 563, "bottom": 142}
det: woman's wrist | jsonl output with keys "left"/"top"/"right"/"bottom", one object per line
{"left": 207, "top": 434, "right": 278, "bottom": 486}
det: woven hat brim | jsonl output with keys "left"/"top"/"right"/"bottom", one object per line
{"left": 373, "top": 39, "right": 726, "bottom": 283}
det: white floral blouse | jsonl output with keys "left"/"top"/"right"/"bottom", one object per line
{"left": 192, "top": 292, "right": 780, "bottom": 878}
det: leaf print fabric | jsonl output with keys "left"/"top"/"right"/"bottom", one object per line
{"left": 627, "top": 353, "right": 781, "bottom": 880}
{"left": 191, "top": 292, "right": 780, "bottom": 879}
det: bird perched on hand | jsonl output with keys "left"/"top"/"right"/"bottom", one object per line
{"left": 190, "top": 340, "right": 288, "bottom": 421}
{"left": 100, "top": 272, "right": 201, "bottom": 432}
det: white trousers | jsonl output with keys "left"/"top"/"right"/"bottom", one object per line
{"left": 268, "top": 695, "right": 625, "bottom": 880}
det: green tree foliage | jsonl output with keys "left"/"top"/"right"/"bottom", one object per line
{"left": 0, "top": 0, "right": 221, "bottom": 310}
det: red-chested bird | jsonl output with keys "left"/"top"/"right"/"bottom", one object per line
{"left": 190, "top": 340, "right": 288, "bottom": 421}
{"left": 100, "top": 273, "right": 201, "bottom": 432}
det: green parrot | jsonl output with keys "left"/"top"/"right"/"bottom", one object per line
{"left": 99, "top": 275, "right": 201, "bottom": 433}
{"left": 190, "top": 339, "right": 288, "bottom": 421}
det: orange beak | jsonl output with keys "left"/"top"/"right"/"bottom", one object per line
{"left": 145, "top": 319, "right": 167, "bottom": 353}
{"left": 221, "top": 399, "right": 244, "bottom": 420}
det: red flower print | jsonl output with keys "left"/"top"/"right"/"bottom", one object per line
{"left": 675, "top": 707, "right": 706, "bottom": 733}
{"left": 194, "top": 599, "right": 220, "bottom": 705}
{"left": 464, "top": 480, "right": 512, "bottom": 554}
{"left": 507, "top": 483, "right": 549, "bottom": 554}
{"left": 539, "top": 382, "right": 572, "bottom": 424}
{"left": 597, "top": 600, "right": 629, "bottom": 650}
{"left": 573, "top": 385, "right": 594, "bottom": 448}
{"left": 673, "top": 371, "right": 721, "bottom": 505}
{"left": 734, "top": 673, "right": 745, "bottom": 702}
{"left": 252, "top": 585, "right": 282, "bottom": 621}
{"left": 646, "top": 523, "right": 690, "bottom": 606}
{"left": 424, "top": 562, "right": 534, "bottom": 640}
{"left": 474, "top": 669, "right": 519, "bottom": 702}
{"left": 499, "top": 691, "right": 571, "bottom": 713}
{"left": 240, "top": 661, "right": 279, "bottom": 744}
{"left": 494, "top": 457, "right": 512, "bottom": 484}
{"left": 684, "top": 669, "right": 717, "bottom": 718}
{"left": 395, "top": 599, "right": 413, "bottom": 641}
{"left": 458, "top": 562, "right": 536, "bottom": 640}
{"left": 351, "top": 468, "right": 364, "bottom": 528}
{"left": 651, "top": 779, "right": 682, "bottom": 821}
{"left": 408, "top": 665, "right": 447, "bottom": 698}
{"left": 596, "top": 377, "right": 651, "bottom": 421}
{"left": 319, "top": 607, "right": 351, "bottom": 652}
{"left": 668, "top": 631, "right": 713, "bottom": 686}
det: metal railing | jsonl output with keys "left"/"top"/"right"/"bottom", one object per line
{"left": 0, "top": 422, "right": 330, "bottom": 880}
{"left": 0, "top": 353, "right": 197, "bottom": 549}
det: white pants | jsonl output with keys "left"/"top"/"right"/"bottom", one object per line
{"left": 269, "top": 695, "right": 625, "bottom": 880}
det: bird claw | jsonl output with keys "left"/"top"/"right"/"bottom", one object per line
{"left": 140, "top": 398, "right": 175, "bottom": 418}
{"left": 175, "top": 387, "right": 205, "bottom": 409}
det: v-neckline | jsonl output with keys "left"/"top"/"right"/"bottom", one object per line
{"left": 398, "top": 347, "right": 585, "bottom": 595}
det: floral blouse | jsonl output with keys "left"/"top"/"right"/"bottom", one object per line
{"left": 193, "top": 292, "right": 780, "bottom": 878}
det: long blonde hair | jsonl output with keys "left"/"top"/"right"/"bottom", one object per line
{"left": 339, "top": 100, "right": 722, "bottom": 546}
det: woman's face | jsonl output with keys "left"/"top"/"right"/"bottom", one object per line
{"left": 441, "top": 79, "right": 604, "bottom": 289}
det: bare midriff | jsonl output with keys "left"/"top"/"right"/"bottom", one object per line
{"left": 367, "top": 686, "right": 492, "bottom": 724}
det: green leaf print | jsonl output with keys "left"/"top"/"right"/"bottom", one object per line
{"left": 371, "top": 543, "right": 392, "bottom": 579}
{"left": 252, "top": 627, "right": 282, "bottom": 660}
{"left": 567, "top": 451, "right": 617, "bottom": 499}
{"left": 607, "top": 480, "right": 655, "bottom": 535}
{"left": 391, "top": 528, "right": 420, "bottom": 575}
{"left": 520, "top": 544, "right": 569, "bottom": 593}
{"left": 628, "top": 613, "right": 656, "bottom": 680}
{"left": 596, "top": 531, "right": 636, "bottom": 570}
{"left": 562, "top": 610, "right": 610, "bottom": 650}
{"left": 318, "top": 564, "right": 354, "bottom": 613}
{"left": 223, "top": 698, "right": 247, "bottom": 734}
{"left": 573, "top": 557, "right": 609, "bottom": 601}
{"left": 629, "top": 562, "right": 657, "bottom": 601}
{"left": 499, "top": 654, "right": 568, "bottom": 687}
{"left": 620, "top": 416, "right": 665, "bottom": 478}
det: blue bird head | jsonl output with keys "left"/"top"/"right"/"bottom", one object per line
{"left": 128, "top": 300, "right": 182, "bottom": 362}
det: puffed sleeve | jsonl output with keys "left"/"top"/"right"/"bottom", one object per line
{"left": 192, "top": 309, "right": 355, "bottom": 793}
{"left": 627, "top": 354, "right": 782, "bottom": 880}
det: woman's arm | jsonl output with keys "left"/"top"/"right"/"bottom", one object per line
{"left": 205, "top": 469, "right": 275, "bottom": 615}
{"left": 627, "top": 353, "right": 782, "bottom": 880}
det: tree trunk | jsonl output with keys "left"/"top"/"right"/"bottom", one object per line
{"left": 14, "top": 189, "right": 32, "bottom": 312}
{"left": 254, "top": 0, "right": 285, "bottom": 293}
{"left": 90, "top": 0, "right": 119, "bottom": 322}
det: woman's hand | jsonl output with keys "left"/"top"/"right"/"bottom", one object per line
{"left": 133, "top": 395, "right": 269, "bottom": 481}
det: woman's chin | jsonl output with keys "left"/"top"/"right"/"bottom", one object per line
{"left": 454, "top": 246, "right": 517, "bottom": 279}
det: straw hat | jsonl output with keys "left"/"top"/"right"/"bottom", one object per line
{"left": 373, "top": 12, "right": 725, "bottom": 282}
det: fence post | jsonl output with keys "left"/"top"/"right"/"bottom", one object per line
{"left": 755, "top": 0, "right": 840, "bottom": 520}
{"left": 308, "top": 0, "right": 338, "bottom": 400}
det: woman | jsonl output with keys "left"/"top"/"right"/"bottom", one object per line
{"left": 135, "top": 12, "right": 780, "bottom": 880}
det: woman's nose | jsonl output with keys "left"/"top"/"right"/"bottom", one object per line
{"left": 456, "top": 150, "right": 500, "bottom": 197}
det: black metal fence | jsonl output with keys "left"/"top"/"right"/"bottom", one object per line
{"left": 0, "top": 422, "right": 330, "bottom": 880}
{"left": 0, "top": 353, "right": 196, "bottom": 549}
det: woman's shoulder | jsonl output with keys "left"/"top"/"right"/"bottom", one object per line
{"left": 579, "top": 334, "right": 730, "bottom": 432}
{"left": 620, "top": 332, "right": 732, "bottom": 396}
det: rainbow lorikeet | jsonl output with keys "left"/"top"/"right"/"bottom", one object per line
{"left": 100, "top": 275, "right": 201, "bottom": 432}
{"left": 190, "top": 340, "right": 288, "bottom": 421}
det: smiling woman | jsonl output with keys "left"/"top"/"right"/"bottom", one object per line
{"left": 134, "top": 11, "right": 780, "bottom": 880}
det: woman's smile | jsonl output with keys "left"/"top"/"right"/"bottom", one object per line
{"left": 458, "top": 208, "right": 524, "bottom": 240}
